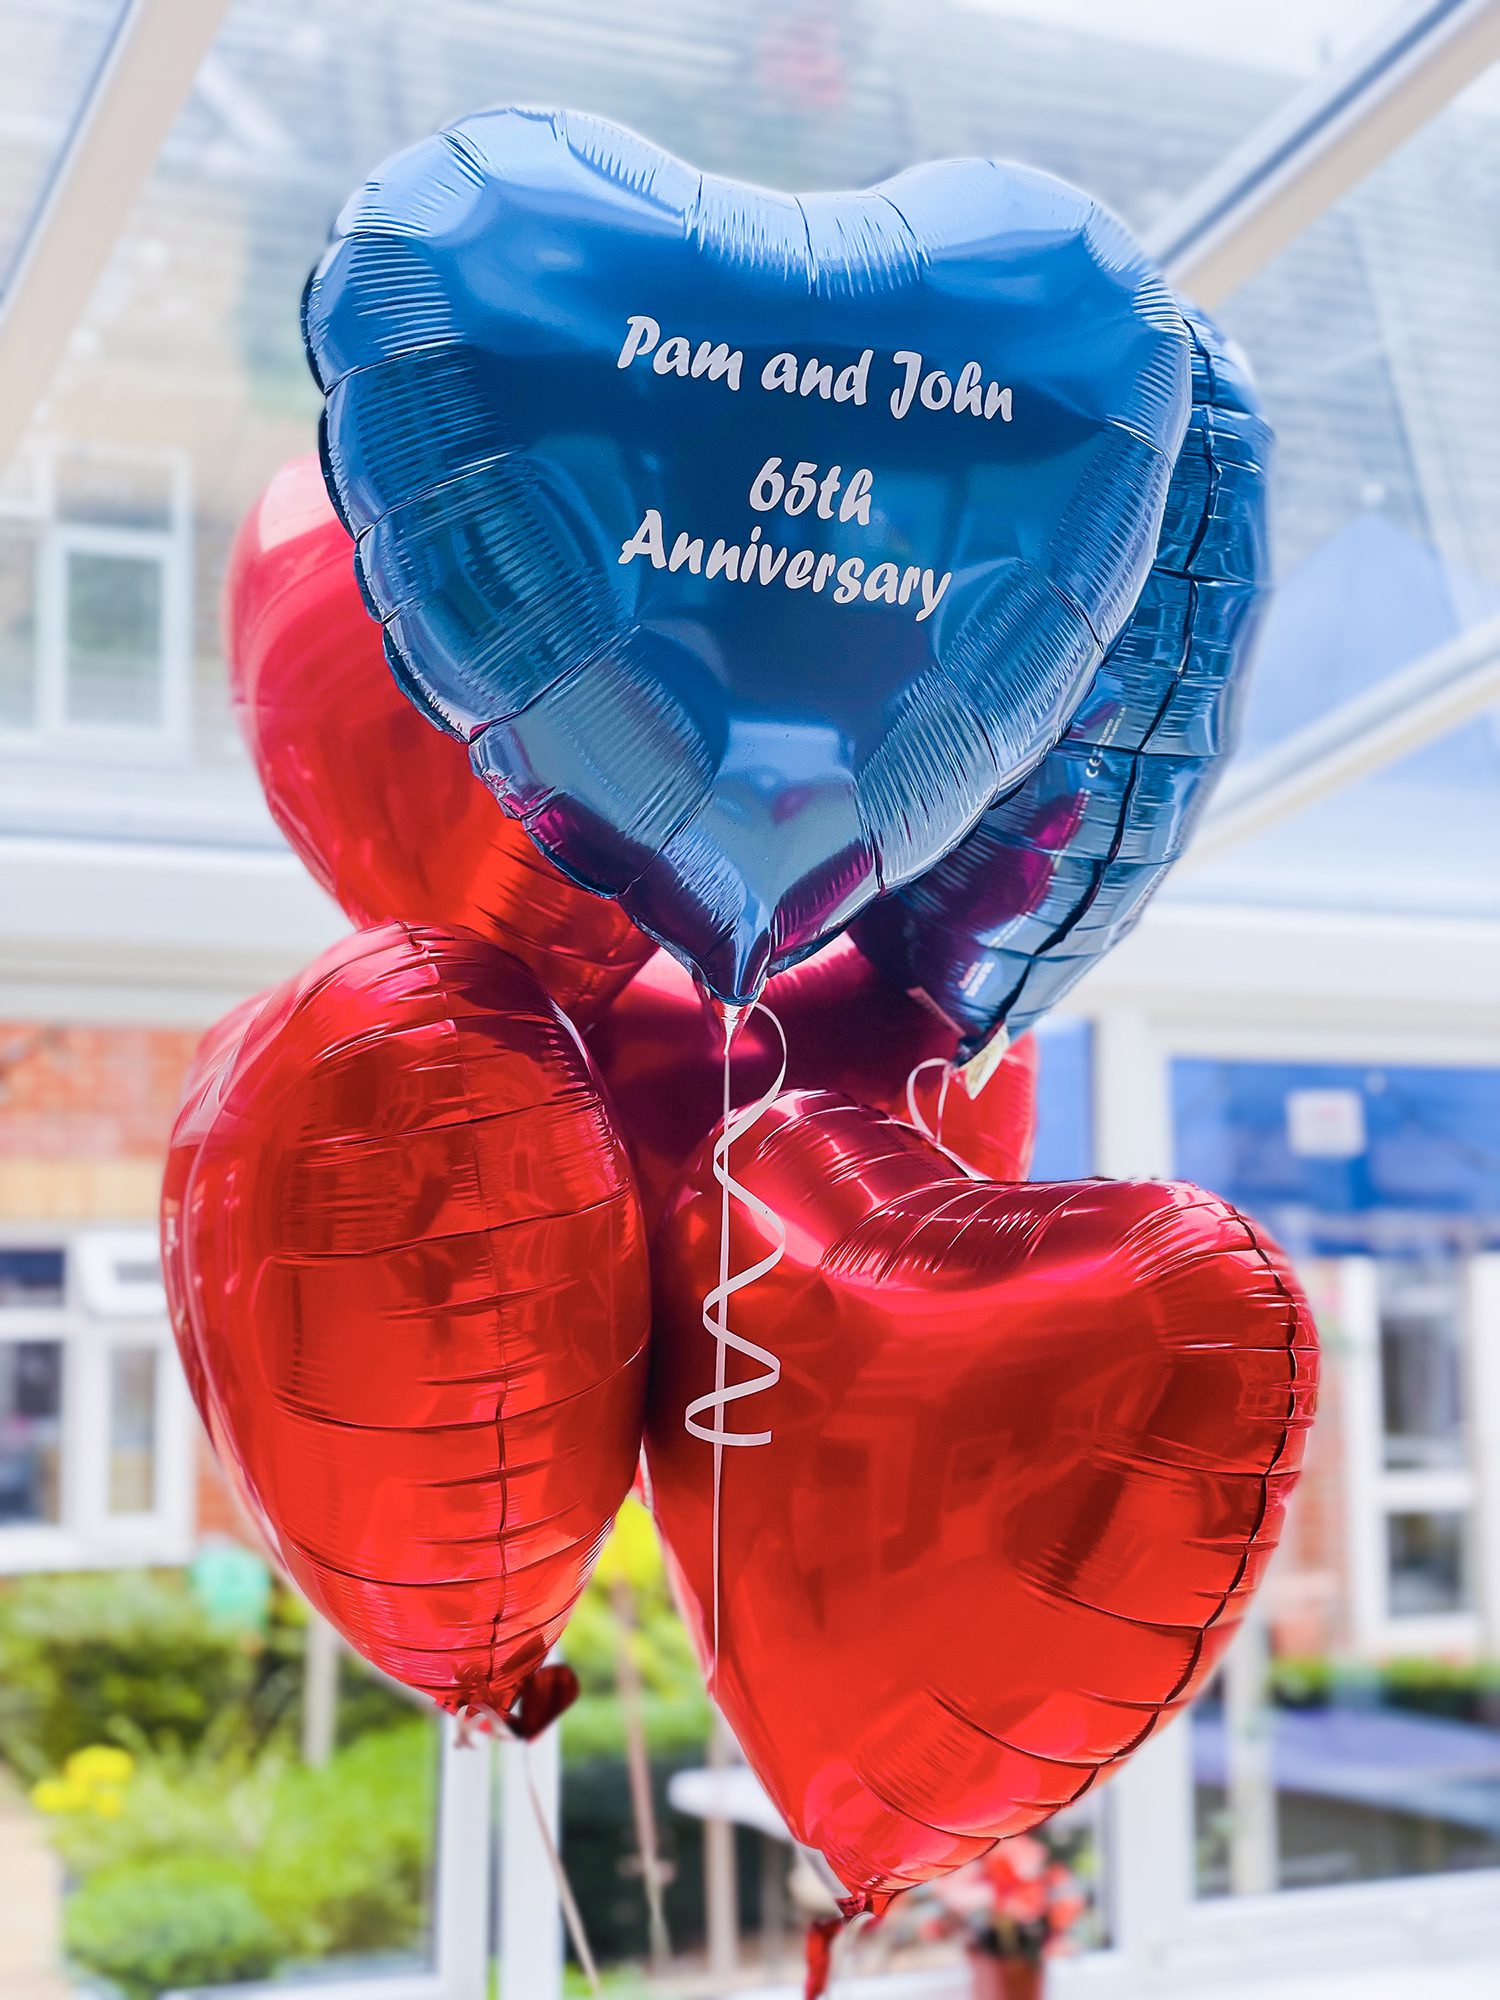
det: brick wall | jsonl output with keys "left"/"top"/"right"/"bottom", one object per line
{"left": 0, "top": 1020, "right": 201, "bottom": 1221}
{"left": 0, "top": 1016, "right": 262, "bottom": 1546}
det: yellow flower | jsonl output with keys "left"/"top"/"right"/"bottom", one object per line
{"left": 595, "top": 1497, "right": 662, "bottom": 1593}
{"left": 92, "top": 1790, "right": 125, "bottom": 1819}
{"left": 64, "top": 1746, "right": 135, "bottom": 1790}
{"left": 30, "top": 1777, "right": 81, "bottom": 1815}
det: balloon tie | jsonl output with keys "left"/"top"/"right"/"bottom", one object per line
{"left": 683, "top": 1001, "right": 788, "bottom": 1688}
{"left": 905, "top": 1054, "right": 954, "bottom": 1148}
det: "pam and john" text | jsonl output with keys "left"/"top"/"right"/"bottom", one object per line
{"left": 616, "top": 315, "right": 1014, "bottom": 424}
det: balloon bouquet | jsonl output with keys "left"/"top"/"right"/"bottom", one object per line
{"left": 166, "top": 108, "right": 1317, "bottom": 1992}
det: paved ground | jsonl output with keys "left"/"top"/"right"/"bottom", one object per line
{"left": 0, "top": 1773, "right": 69, "bottom": 2000}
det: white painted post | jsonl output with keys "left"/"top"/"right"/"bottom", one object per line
{"left": 1224, "top": 1598, "right": 1278, "bottom": 1897}
{"left": 1092, "top": 1007, "right": 1195, "bottom": 1982}
{"left": 1338, "top": 1257, "right": 1387, "bottom": 1655}
{"left": 300, "top": 1612, "right": 340, "bottom": 1768}
{"left": 435, "top": 1714, "right": 494, "bottom": 2000}
{"left": 500, "top": 1724, "right": 564, "bottom": 2000}
{"left": 1469, "top": 1257, "right": 1500, "bottom": 1652}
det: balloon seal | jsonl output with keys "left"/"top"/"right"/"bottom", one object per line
{"left": 838, "top": 1888, "right": 892, "bottom": 1922}
{"left": 454, "top": 1662, "right": 580, "bottom": 1746}
{"left": 804, "top": 1893, "right": 890, "bottom": 1995}
{"left": 958, "top": 1026, "right": 1010, "bottom": 1100}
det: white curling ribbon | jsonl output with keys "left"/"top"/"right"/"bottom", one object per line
{"left": 904, "top": 1053, "right": 953, "bottom": 1149}
{"left": 683, "top": 1002, "right": 789, "bottom": 1449}
{"left": 905, "top": 1054, "right": 985, "bottom": 1181}
{"left": 683, "top": 1002, "right": 788, "bottom": 1682}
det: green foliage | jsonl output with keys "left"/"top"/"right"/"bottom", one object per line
{"left": 0, "top": 1570, "right": 413, "bottom": 1782}
{"left": 64, "top": 1855, "right": 282, "bottom": 2000}
{"left": 44, "top": 1742, "right": 273, "bottom": 1883}
{"left": 560, "top": 1522, "right": 711, "bottom": 1762}
{"left": 45, "top": 1721, "right": 437, "bottom": 1995}
{"left": 252, "top": 1722, "right": 437, "bottom": 1956}
{"left": 1269, "top": 1654, "right": 1500, "bottom": 1718}
{"left": 0, "top": 1572, "right": 258, "bottom": 1776}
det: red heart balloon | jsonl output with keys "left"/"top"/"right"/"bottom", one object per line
{"left": 588, "top": 938, "right": 1037, "bottom": 1230}
{"left": 162, "top": 924, "right": 649, "bottom": 1717}
{"left": 645, "top": 1092, "right": 1318, "bottom": 1909}
{"left": 227, "top": 457, "right": 652, "bottom": 1023}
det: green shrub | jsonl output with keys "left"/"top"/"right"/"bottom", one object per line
{"left": 560, "top": 1556, "right": 710, "bottom": 1763}
{"left": 0, "top": 1571, "right": 415, "bottom": 1782}
{"left": 0, "top": 1572, "right": 257, "bottom": 1776}
{"left": 1269, "top": 1654, "right": 1500, "bottom": 1720}
{"left": 252, "top": 1722, "right": 437, "bottom": 1956}
{"left": 44, "top": 1744, "right": 275, "bottom": 1883}
{"left": 44, "top": 1721, "right": 438, "bottom": 1992}
{"left": 64, "top": 1854, "right": 282, "bottom": 2000}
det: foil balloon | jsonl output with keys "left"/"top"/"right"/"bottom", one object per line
{"left": 645, "top": 1093, "right": 1317, "bottom": 1909}
{"left": 854, "top": 304, "right": 1272, "bottom": 1061}
{"left": 304, "top": 106, "right": 1191, "bottom": 1006}
{"left": 161, "top": 924, "right": 650, "bottom": 1720}
{"left": 227, "top": 455, "right": 652, "bottom": 1023}
{"left": 587, "top": 939, "right": 1036, "bottom": 1230}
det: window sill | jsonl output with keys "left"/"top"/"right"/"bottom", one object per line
{"left": 0, "top": 1522, "right": 194, "bottom": 1574}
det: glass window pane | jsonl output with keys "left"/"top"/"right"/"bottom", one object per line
{"left": 0, "top": 1338, "right": 63, "bottom": 1523}
{"left": 1167, "top": 77, "right": 1500, "bottom": 918}
{"left": 1178, "top": 1056, "right": 1500, "bottom": 1896}
{"left": 0, "top": 0, "right": 1394, "bottom": 846}
{"left": 0, "top": 1247, "right": 66, "bottom": 1307}
{"left": 107, "top": 1344, "right": 157, "bottom": 1516}
{"left": 896, "top": 1, "right": 1377, "bottom": 236}
{"left": 55, "top": 448, "right": 175, "bottom": 532}
{"left": 0, "top": 523, "right": 37, "bottom": 727}
{"left": 1379, "top": 1261, "right": 1467, "bottom": 1471}
{"left": 1386, "top": 1509, "right": 1471, "bottom": 1618}
{"left": 0, "top": 3, "right": 129, "bottom": 296}
{"left": 63, "top": 549, "right": 164, "bottom": 727}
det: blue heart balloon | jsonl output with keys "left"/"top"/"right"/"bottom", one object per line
{"left": 852, "top": 304, "right": 1273, "bottom": 1063}
{"left": 304, "top": 107, "right": 1190, "bottom": 1005}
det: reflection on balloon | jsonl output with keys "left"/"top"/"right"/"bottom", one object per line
{"left": 587, "top": 939, "right": 1037, "bottom": 1231}
{"left": 162, "top": 924, "right": 650, "bottom": 1720}
{"left": 305, "top": 106, "right": 1190, "bottom": 1004}
{"left": 646, "top": 1092, "right": 1318, "bottom": 1908}
{"left": 227, "top": 454, "right": 652, "bottom": 1023}
{"left": 854, "top": 305, "right": 1272, "bottom": 1059}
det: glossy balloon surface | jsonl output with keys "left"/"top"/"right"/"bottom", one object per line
{"left": 588, "top": 940, "right": 1036, "bottom": 1230}
{"left": 227, "top": 455, "right": 652, "bottom": 1023}
{"left": 305, "top": 107, "right": 1190, "bottom": 1004}
{"left": 646, "top": 1093, "right": 1317, "bottom": 1906}
{"left": 162, "top": 925, "right": 649, "bottom": 1717}
{"left": 854, "top": 305, "right": 1271, "bottom": 1058}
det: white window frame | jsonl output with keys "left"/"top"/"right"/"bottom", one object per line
{"left": 1081, "top": 1005, "right": 1500, "bottom": 1997}
{"left": 0, "top": 440, "right": 192, "bottom": 759}
{"left": 0, "top": 1223, "right": 194, "bottom": 1573}
{"left": 1339, "top": 1256, "right": 1483, "bottom": 1656}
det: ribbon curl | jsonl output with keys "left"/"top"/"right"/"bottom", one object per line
{"left": 683, "top": 1003, "right": 788, "bottom": 1684}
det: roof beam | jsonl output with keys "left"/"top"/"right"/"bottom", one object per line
{"left": 1151, "top": 0, "right": 1500, "bottom": 307}
{"left": 0, "top": 0, "right": 233, "bottom": 470}
{"left": 1182, "top": 608, "right": 1500, "bottom": 870}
